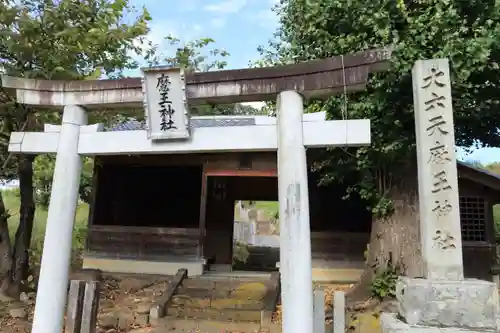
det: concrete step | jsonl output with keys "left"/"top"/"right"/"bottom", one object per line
{"left": 144, "top": 318, "right": 281, "bottom": 333}
{"left": 163, "top": 274, "right": 279, "bottom": 324}
{"left": 166, "top": 306, "right": 262, "bottom": 322}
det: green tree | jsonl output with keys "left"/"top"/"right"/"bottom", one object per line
{"left": 485, "top": 162, "right": 500, "bottom": 174}
{"left": 32, "top": 155, "right": 94, "bottom": 208}
{"left": 0, "top": 0, "right": 150, "bottom": 297}
{"left": 265, "top": 0, "right": 500, "bottom": 298}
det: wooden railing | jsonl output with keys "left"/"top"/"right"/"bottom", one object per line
{"left": 86, "top": 225, "right": 204, "bottom": 260}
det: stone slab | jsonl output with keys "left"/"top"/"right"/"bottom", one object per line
{"left": 167, "top": 306, "right": 262, "bottom": 322}
{"left": 396, "top": 277, "right": 499, "bottom": 330}
{"left": 171, "top": 295, "right": 211, "bottom": 308}
{"left": 210, "top": 297, "right": 265, "bottom": 310}
{"left": 381, "top": 313, "right": 496, "bottom": 333}
{"left": 181, "top": 278, "right": 216, "bottom": 289}
{"left": 175, "top": 287, "right": 230, "bottom": 298}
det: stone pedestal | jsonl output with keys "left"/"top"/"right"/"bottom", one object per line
{"left": 381, "top": 313, "right": 496, "bottom": 333}
{"left": 381, "top": 277, "right": 500, "bottom": 332}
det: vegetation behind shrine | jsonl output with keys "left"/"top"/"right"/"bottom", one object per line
{"left": 261, "top": 0, "right": 500, "bottom": 217}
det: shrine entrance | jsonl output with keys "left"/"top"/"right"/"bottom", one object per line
{"left": 204, "top": 175, "right": 279, "bottom": 272}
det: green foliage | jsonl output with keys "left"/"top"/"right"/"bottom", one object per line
{"left": 33, "top": 155, "right": 94, "bottom": 208}
{"left": 0, "top": 0, "right": 151, "bottom": 79}
{"left": 0, "top": 0, "right": 152, "bottom": 166}
{"left": 0, "top": 0, "right": 151, "bottom": 190}
{"left": 263, "top": 0, "right": 500, "bottom": 217}
{"left": 2, "top": 190, "right": 89, "bottom": 273}
{"left": 370, "top": 267, "right": 398, "bottom": 299}
{"left": 232, "top": 241, "right": 250, "bottom": 265}
{"left": 0, "top": 0, "right": 151, "bottom": 284}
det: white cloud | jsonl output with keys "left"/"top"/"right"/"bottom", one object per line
{"left": 246, "top": 8, "right": 278, "bottom": 30}
{"left": 146, "top": 20, "right": 204, "bottom": 48}
{"left": 210, "top": 18, "right": 227, "bottom": 29}
{"left": 204, "top": 0, "right": 247, "bottom": 14}
{"left": 192, "top": 24, "right": 203, "bottom": 33}
{"left": 148, "top": 21, "right": 177, "bottom": 46}
{"left": 127, "top": 19, "right": 205, "bottom": 75}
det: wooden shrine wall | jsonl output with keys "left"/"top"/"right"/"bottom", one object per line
{"left": 86, "top": 153, "right": 278, "bottom": 261}
{"left": 87, "top": 156, "right": 204, "bottom": 260}
{"left": 87, "top": 225, "right": 205, "bottom": 259}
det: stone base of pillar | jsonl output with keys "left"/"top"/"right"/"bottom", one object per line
{"left": 381, "top": 313, "right": 497, "bottom": 333}
{"left": 381, "top": 277, "right": 500, "bottom": 333}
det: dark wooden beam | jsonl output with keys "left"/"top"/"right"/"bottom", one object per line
{"left": 0, "top": 48, "right": 392, "bottom": 109}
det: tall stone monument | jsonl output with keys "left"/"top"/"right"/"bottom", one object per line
{"left": 381, "top": 59, "right": 500, "bottom": 332}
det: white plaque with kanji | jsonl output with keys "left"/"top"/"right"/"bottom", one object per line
{"left": 141, "top": 66, "right": 190, "bottom": 140}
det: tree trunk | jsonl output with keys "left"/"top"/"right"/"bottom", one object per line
{"left": 348, "top": 164, "right": 424, "bottom": 302}
{"left": 11, "top": 155, "right": 36, "bottom": 292}
{"left": 0, "top": 190, "right": 13, "bottom": 297}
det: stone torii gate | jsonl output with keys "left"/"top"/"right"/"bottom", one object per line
{"left": 1, "top": 48, "right": 391, "bottom": 333}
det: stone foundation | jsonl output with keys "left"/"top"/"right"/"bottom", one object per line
{"left": 82, "top": 256, "right": 205, "bottom": 276}
{"left": 381, "top": 313, "right": 496, "bottom": 333}
{"left": 381, "top": 277, "right": 500, "bottom": 333}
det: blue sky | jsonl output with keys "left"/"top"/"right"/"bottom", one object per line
{"left": 128, "top": 0, "right": 500, "bottom": 165}
{"left": 130, "top": 0, "right": 278, "bottom": 71}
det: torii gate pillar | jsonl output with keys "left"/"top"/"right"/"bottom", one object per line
{"left": 31, "top": 105, "right": 87, "bottom": 333}
{"left": 277, "top": 91, "right": 314, "bottom": 333}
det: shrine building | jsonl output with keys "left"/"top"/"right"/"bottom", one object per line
{"left": 81, "top": 115, "right": 500, "bottom": 282}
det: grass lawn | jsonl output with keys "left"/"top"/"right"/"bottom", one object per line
{"left": 2, "top": 189, "right": 89, "bottom": 269}
{"left": 495, "top": 204, "right": 500, "bottom": 238}
{"left": 254, "top": 201, "right": 279, "bottom": 220}
{"left": 234, "top": 200, "right": 279, "bottom": 221}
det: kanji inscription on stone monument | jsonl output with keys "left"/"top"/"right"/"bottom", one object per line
{"left": 141, "top": 67, "right": 190, "bottom": 140}
{"left": 413, "top": 59, "right": 464, "bottom": 280}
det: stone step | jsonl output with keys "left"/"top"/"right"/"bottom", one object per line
{"left": 148, "top": 317, "right": 280, "bottom": 333}
{"left": 166, "top": 306, "right": 262, "bottom": 322}
{"left": 162, "top": 275, "right": 279, "bottom": 324}
{"left": 174, "top": 286, "right": 231, "bottom": 298}
{"left": 170, "top": 297, "right": 265, "bottom": 310}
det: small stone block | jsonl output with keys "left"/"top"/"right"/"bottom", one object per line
{"left": 80, "top": 281, "right": 100, "bottom": 333}
{"left": 381, "top": 313, "right": 496, "bottom": 333}
{"left": 134, "top": 314, "right": 149, "bottom": 327}
{"left": 396, "top": 277, "right": 499, "bottom": 330}
{"left": 313, "top": 289, "right": 325, "bottom": 333}
{"left": 333, "top": 291, "right": 345, "bottom": 333}
{"left": 149, "top": 305, "right": 163, "bottom": 319}
{"left": 118, "top": 315, "right": 134, "bottom": 331}
{"left": 66, "top": 280, "right": 85, "bottom": 333}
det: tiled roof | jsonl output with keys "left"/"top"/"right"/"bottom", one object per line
{"left": 457, "top": 160, "right": 500, "bottom": 181}
{"left": 109, "top": 118, "right": 257, "bottom": 131}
